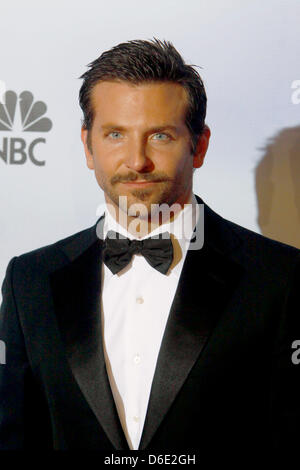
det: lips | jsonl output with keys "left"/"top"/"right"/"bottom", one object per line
{"left": 121, "top": 180, "right": 159, "bottom": 185}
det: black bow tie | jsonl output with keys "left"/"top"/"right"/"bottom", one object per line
{"left": 102, "top": 230, "right": 173, "bottom": 275}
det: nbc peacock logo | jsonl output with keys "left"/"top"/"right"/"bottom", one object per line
{"left": 0, "top": 90, "right": 53, "bottom": 166}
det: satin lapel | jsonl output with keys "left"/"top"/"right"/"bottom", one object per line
{"left": 50, "top": 216, "right": 129, "bottom": 450}
{"left": 139, "top": 199, "right": 245, "bottom": 450}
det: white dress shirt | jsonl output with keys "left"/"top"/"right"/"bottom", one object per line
{"left": 100, "top": 193, "right": 199, "bottom": 450}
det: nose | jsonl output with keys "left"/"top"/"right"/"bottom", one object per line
{"left": 124, "top": 136, "right": 153, "bottom": 173}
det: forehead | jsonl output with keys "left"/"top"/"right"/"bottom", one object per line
{"left": 90, "top": 80, "right": 189, "bottom": 125}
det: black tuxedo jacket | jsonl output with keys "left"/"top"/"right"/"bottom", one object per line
{"left": 0, "top": 195, "right": 300, "bottom": 456}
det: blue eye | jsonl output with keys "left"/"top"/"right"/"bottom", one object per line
{"left": 152, "top": 133, "right": 169, "bottom": 140}
{"left": 109, "top": 131, "right": 122, "bottom": 139}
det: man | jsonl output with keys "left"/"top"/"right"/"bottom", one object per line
{"left": 0, "top": 39, "right": 299, "bottom": 456}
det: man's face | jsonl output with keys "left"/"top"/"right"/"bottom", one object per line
{"left": 81, "top": 80, "right": 210, "bottom": 219}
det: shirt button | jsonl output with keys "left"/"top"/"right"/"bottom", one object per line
{"left": 136, "top": 296, "right": 144, "bottom": 304}
{"left": 133, "top": 354, "right": 141, "bottom": 364}
{"left": 133, "top": 416, "right": 140, "bottom": 423}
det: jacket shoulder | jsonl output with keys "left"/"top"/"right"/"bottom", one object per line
{"left": 219, "top": 215, "right": 300, "bottom": 286}
{"left": 202, "top": 200, "right": 300, "bottom": 278}
{"left": 11, "top": 221, "right": 99, "bottom": 275}
{"left": 226, "top": 216, "right": 300, "bottom": 256}
{"left": 199, "top": 195, "right": 300, "bottom": 261}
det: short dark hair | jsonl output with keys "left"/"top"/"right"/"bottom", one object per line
{"left": 79, "top": 38, "right": 207, "bottom": 154}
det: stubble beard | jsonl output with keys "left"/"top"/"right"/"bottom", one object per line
{"left": 104, "top": 180, "right": 181, "bottom": 223}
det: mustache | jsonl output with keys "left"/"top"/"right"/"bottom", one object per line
{"left": 111, "top": 173, "right": 172, "bottom": 184}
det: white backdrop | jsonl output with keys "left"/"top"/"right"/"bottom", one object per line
{"left": 1, "top": 0, "right": 300, "bottom": 300}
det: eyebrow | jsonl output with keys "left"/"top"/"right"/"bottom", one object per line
{"left": 100, "top": 124, "right": 179, "bottom": 133}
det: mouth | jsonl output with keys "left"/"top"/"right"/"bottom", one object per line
{"left": 120, "top": 181, "right": 161, "bottom": 187}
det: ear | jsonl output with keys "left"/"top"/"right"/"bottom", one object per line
{"left": 193, "top": 125, "right": 211, "bottom": 169}
{"left": 81, "top": 127, "right": 94, "bottom": 170}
